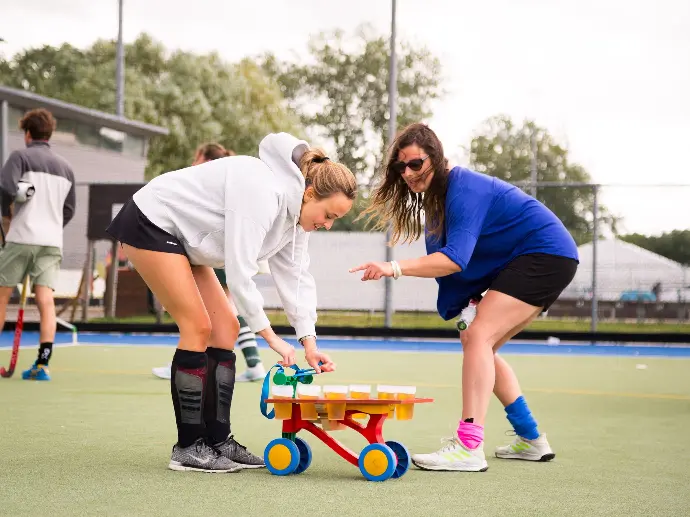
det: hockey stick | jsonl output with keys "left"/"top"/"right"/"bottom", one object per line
{"left": 0, "top": 275, "right": 30, "bottom": 378}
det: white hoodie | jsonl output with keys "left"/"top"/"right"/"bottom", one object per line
{"left": 132, "top": 133, "right": 317, "bottom": 339}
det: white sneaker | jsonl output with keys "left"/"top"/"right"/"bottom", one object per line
{"left": 235, "top": 364, "right": 266, "bottom": 383}
{"left": 411, "top": 437, "right": 489, "bottom": 472}
{"left": 495, "top": 433, "right": 555, "bottom": 461}
{"left": 152, "top": 364, "right": 172, "bottom": 380}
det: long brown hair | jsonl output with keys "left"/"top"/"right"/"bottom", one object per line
{"left": 361, "top": 123, "right": 449, "bottom": 244}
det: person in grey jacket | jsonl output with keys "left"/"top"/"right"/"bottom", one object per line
{"left": 0, "top": 108, "right": 76, "bottom": 381}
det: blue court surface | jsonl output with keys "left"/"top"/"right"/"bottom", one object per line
{"left": 2, "top": 330, "right": 690, "bottom": 357}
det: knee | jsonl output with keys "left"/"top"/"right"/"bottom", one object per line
{"left": 228, "top": 316, "right": 240, "bottom": 342}
{"left": 211, "top": 317, "right": 240, "bottom": 350}
{"left": 179, "top": 315, "right": 213, "bottom": 351}
{"left": 460, "top": 327, "right": 494, "bottom": 352}
{"left": 34, "top": 287, "right": 55, "bottom": 310}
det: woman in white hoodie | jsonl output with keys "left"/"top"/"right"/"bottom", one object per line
{"left": 150, "top": 142, "right": 268, "bottom": 383}
{"left": 106, "top": 133, "right": 357, "bottom": 473}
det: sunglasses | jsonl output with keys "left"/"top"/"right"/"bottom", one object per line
{"left": 391, "top": 155, "right": 429, "bottom": 175}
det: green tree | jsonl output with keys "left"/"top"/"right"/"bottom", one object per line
{"left": 620, "top": 230, "right": 690, "bottom": 265}
{"left": 0, "top": 34, "right": 301, "bottom": 178}
{"left": 469, "top": 115, "right": 619, "bottom": 244}
{"left": 262, "top": 25, "right": 443, "bottom": 231}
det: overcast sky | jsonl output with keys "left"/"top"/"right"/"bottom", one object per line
{"left": 2, "top": 0, "right": 689, "bottom": 235}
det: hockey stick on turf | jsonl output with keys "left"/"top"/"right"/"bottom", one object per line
{"left": 0, "top": 275, "right": 30, "bottom": 378}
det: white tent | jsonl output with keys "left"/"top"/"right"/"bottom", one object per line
{"left": 562, "top": 238, "right": 689, "bottom": 302}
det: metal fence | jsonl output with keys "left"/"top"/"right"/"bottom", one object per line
{"left": 240, "top": 183, "right": 689, "bottom": 328}
{"left": 37, "top": 184, "right": 690, "bottom": 329}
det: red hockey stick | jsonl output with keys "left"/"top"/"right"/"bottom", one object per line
{"left": 1, "top": 276, "right": 30, "bottom": 378}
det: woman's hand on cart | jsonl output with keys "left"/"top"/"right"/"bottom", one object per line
{"left": 301, "top": 337, "right": 335, "bottom": 374}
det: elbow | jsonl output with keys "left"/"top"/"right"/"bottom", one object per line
{"left": 436, "top": 251, "right": 463, "bottom": 276}
{"left": 440, "top": 263, "right": 462, "bottom": 277}
{"left": 447, "top": 263, "right": 462, "bottom": 275}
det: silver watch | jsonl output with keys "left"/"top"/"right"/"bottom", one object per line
{"left": 299, "top": 335, "right": 316, "bottom": 346}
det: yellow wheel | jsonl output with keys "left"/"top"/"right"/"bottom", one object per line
{"left": 265, "top": 438, "right": 300, "bottom": 476}
{"left": 359, "top": 443, "right": 396, "bottom": 481}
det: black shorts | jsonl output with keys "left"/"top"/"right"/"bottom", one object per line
{"left": 484, "top": 253, "right": 578, "bottom": 310}
{"left": 105, "top": 198, "right": 187, "bottom": 256}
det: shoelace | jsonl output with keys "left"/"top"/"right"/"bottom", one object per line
{"left": 228, "top": 435, "right": 248, "bottom": 451}
{"left": 196, "top": 439, "right": 221, "bottom": 458}
{"left": 438, "top": 436, "right": 461, "bottom": 453}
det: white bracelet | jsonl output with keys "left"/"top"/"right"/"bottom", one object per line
{"left": 390, "top": 260, "right": 402, "bottom": 280}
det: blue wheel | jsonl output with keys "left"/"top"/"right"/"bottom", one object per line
{"left": 358, "top": 443, "right": 396, "bottom": 482}
{"left": 386, "top": 440, "right": 411, "bottom": 479}
{"left": 264, "top": 438, "right": 300, "bottom": 476}
{"left": 293, "top": 437, "right": 312, "bottom": 474}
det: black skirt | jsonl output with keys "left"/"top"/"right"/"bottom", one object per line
{"left": 106, "top": 198, "right": 187, "bottom": 257}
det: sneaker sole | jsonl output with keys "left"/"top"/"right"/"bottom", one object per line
{"left": 168, "top": 461, "right": 242, "bottom": 473}
{"left": 411, "top": 459, "right": 489, "bottom": 472}
{"left": 237, "top": 463, "right": 267, "bottom": 469}
{"left": 495, "top": 452, "right": 555, "bottom": 462}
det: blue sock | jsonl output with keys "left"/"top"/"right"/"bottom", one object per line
{"left": 505, "top": 395, "right": 539, "bottom": 440}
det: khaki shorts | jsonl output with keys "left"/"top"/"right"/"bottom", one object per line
{"left": 0, "top": 243, "right": 62, "bottom": 290}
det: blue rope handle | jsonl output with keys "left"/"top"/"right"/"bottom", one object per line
{"left": 260, "top": 362, "right": 324, "bottom": 419}
{"left": 260, "top": 364, "right": 284, "bottom": 419}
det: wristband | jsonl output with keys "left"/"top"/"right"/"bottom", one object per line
{"left": 390, "top": 260, "right": 402, "bottom": 279}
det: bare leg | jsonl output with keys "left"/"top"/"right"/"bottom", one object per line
{"left": 491, "top": 318, "right": 538, "bottom": 407}
{"left": 490, "top": 314, "right": 556, "bottom": 459}
{"left": 412, "top": 292, "right": 550, "bottom": 471}
{"left": 34, "top": 285, "right": 56, "bottom": 344}
{"left": 121, "top": 245, "right": 223, "bottom": 459}
{"left": 0, "top": 286, "right": 13, "bottom": 331}
{"left": 121, "top": 244, "right": 211, "bottom": 351}
{"left": 460, "top": 290, "right": 542, "bottom": 426}
{"left": 190, "top": 266, "right": 240, "bottom": 445}
{"left": 191, "top": 266, "right": 239, "bottom": 350}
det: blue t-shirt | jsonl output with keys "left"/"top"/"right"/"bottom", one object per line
{"left": 426, "top": 167, "right": 579, "bottom": 320}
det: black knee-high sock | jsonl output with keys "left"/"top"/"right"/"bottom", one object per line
{"left": 171, "top": 349, "right": 207, "bottom": 448}
{"left": 204, "top": 347, "right": 236, "bottom": 444}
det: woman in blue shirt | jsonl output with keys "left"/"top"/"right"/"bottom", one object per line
{"left": 350, "top": 123, "right": 578, "bottom": 472}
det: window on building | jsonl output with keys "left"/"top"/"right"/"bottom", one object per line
{"left": 53, "top": 117, "right": 77, "bottom": 145}
{"left": 123, "top": 134, "right": 146, "bottom": 157}
{"left": 99, "top": 127, "right": 125, "bottom": 153}
{"left": 75, "top": 122, "right": 101, "bottom": 148}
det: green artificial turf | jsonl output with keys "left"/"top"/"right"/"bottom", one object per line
{"left": 1, "top": 345, "right": 689, "bottom": 517}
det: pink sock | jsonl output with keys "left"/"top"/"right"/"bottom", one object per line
{"left": 457, "top": 420, "right": 484, "bottom": 450}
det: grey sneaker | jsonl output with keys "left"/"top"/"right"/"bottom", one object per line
{"left": 214, "top": 435, "right": 265, "bottom": 469}
{"left": 168, "top": 438, "right": 242, "bottom": 473}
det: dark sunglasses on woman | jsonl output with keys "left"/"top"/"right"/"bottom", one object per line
{"left": 391, "top": 155, "right": 429, "bottom": 175}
